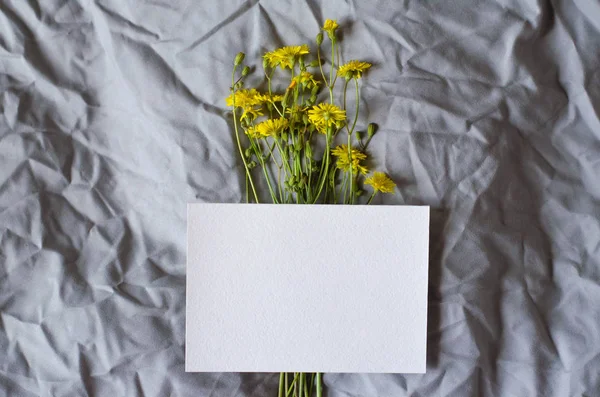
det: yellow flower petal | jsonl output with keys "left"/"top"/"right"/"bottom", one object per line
{"left": 308, "top": 103, "right": 346, "bottom": 134}
{"left": 292, "top": 71, "right": 320, "bottom": 89}
{"left": 338, "top": 60, "right": 372, "bottom": 80}
{"left": 255, "top": 118, "right": 288, "bottom": 137}
{"left": 263, "top": 45, "right": 310, "bottom": 70}
{"left": 331, "top": 144, "right": 369, "bottom": 174}
{"left": 365, "top": 172, "right": 396, "bottom": 193}
{"left": 323, "top": 19, "right": 339, "bottom": 37}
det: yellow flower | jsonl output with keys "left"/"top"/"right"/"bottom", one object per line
{"left": 256, "top": 93, "right": 284, "bottom": 103}
{"left": 240, "top": 107, "right": 263, "bottom": 122}
{"left": 322, "top": 19, "right": 339, "bottom": 38}
{"left": 225, "top": 88, "right": 263, "bottom": 108}
{"left": 293, "top": 71, "right": 320, "bottom": 89}
{"left": 308, "top": 103, "right": 346, "bottom": 134}
{"left": 365, "top": 172, "right": 396, "bottom": 193}
{"left": 245, "top": 126, "right": 261, "bottom": 139}
{"left": 226, "top": 89, "right": 280, "bottom": 121}
{"left": 331, "top": 144, "right": 369, "bottom": 175}
{"left": 263, "top": 45, "right": 310, "bottom": 69}
{"left": 338, "top": 60, "right": 372, "bottom": 80}
{"left": 255, "top": 118, "right": 288, "bottom": 137}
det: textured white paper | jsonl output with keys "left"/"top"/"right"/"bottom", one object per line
{"left": 186, "top": 203, "right": 429, "bottom": 373}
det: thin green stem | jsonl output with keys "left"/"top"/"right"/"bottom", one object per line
{"left": 287, "top": 373, "right": 298, "bottom": 397}
{"left": 312, "top": 130, "right": 332, "bottom": 203}
{"left": 275, "top": 138, "right": 294, "bottom": 176}
{"left": 251, "top": 139, "right": 279, "bottom": 203}
{"left": 231, "top": 67, "right": 259, "bottom": 203}
{"left": 285, "top": 373, "right": 289, "bottom": 396}
{"left": 316, "top": 373, "right": 322, "bottom": 397}
{"left": 277, "top": 166, "right": 283, "bottom": 202}
{"left": 331, "top": 43, "right": 342, "bottom": 88}
{"left": 331, "top": 168, "right": 338, "bottom": 204}
{"left": 278, "top": 373, "right": 285, "bottom": 397}
{"left": 349, "top": 78, "right": 360, "bottom": 134}
{"left": 329, "top": 39, "right": 335, "bottom": 98}
{"left": 317, "top": 46, "right": 327, "bottom": 88}
{"left": 245, "top": 173, "right": 249, "bottom": 203}
{"left": 298, "top": 373, "right": 304, "bottom": 397}
{"left": 367, "top": 191, "right": 377, "bottom": 204}
{"left": 303, "top": 374, "right": 309, "bottom": 397}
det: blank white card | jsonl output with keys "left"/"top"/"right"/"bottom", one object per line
{"left": 186, "top": 203, "right": 429, "bottom": 373}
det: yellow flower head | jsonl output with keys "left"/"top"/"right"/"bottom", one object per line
{"left": 322, "top": 19, "right": 339, "bottom": 38}
{"left": 257, "top": 93, "right": 284, "bottom": 104}
{"left": 245, "top": 126, "right": 261, "bottom": 139}
{"left": 365, "top": 172, "right": 396, "bottom": 193}
{"left": 308, "top": 103, "right": 346, "bottom": 134}
{"left": 226, "top": 89, "right": 266, "bottom": 121}
{"left": 264, "top": 45, "right": 310, "bottom": 70}
{"left": 338, "top": 60, "right": 372, "bottom": 80}
{"left": 255, "top": 117, "right": 288, "bottom": 138}
{"left": 293, "top": 71, "right": 320, "bottom": 89}
{"left": 240, "top": 107, "right": 263, "bottom": 122}
{"left": 331, "top": 144, "right": 369, "bottom": 175}
{"left": 225, "top": 88, "right": 262, "bottom": 108}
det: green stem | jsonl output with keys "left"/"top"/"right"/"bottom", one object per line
{"left": 278, "top": 373, "right": 285, "bottom": 397}
{"left": 275, "top": 138, "right": 294, "bottom": 176}
{"left": 329, "top": 39, "right": 335, "bottom": 101}
{"left": 367, "top": 191, "right": 377, "bottom": 204}
{"left": 231, "top": 67, "right": 259, "bottom": 203}
{"left": 347, "top": 122, "right": 354, "bottom": 205}
{"left": 288, "top": 373, "right": 298, "bottom": 397}
{"left": 317, "top": 46, "right": 328, "bottom": 89}
{"left": 245, "top": 173, "right": 249, "bottom": 203}
{"left": 331, "top": 168, "right": 338, "bottom": 204}
{"left": 349, "top": 78, "right": 360, "bottom": 135}
{"left": 312, "top": 130, "right": 332, "bottom": 203}
{"left": 316, "top": 373, "right": 322, "bottom": 397}
{"left": 341, "top": 170, "right": 349, "bottom": 204}
{"left": 251, "top": 139, "right": 279, "bottom": 203}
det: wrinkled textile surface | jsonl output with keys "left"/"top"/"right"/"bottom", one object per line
{"left": 1, "top": 0, "right": 600, "bottom": 396}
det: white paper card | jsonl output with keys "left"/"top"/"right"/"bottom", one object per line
{"left": 186, "top": 203, "right": 429, "bottom": 373}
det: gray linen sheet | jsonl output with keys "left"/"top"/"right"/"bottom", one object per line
{"left": 1, "top": 1, "right": 599, "bottom": 396}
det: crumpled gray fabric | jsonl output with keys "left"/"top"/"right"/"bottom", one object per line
{"left": 1, "top": 0, "right": 599, "bottom": 396}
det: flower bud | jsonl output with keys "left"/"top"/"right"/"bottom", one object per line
{"left": 309, "top": 60, "right": 320, "bottom": 68}
{"left": 241, "top": 66, "right": 250, "bottom": 76}
{"left": 367, "top": 123, "right": 377, "bottom": 137}
{"left": 244, "top": 148, "right": 252, "bottom": 158}
{"left": 356, "top": 130, "right": 362, "bottom": 140}
{"left": 248, "top": 160, "right": 257, "bottom": 169}
{"left": 302, "top": 113, "right": 309, "bottom": 125}
{"left": 234, "top": 52, "right": 245, "bottom": 66}
{"left": 316, "top": 32, "right": 323, "bottom": 46}
{"left": 300, "top": 175, "right": 307, "bottom": 187}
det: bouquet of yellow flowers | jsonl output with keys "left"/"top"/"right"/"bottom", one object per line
{"left": 226, "top": 18, "right": 396, "bottom": 397}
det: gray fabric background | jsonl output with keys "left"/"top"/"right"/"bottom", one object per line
{"left": 1, "top": 0, "right": 600, "bottom": 396}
